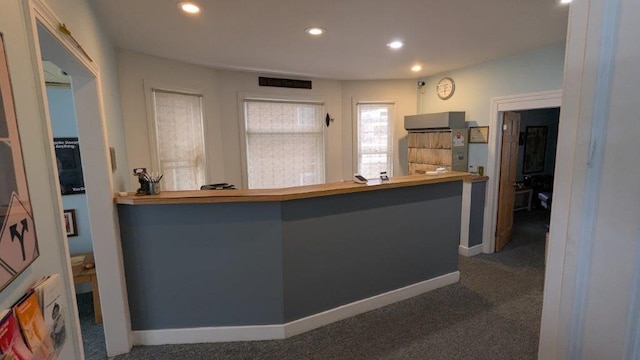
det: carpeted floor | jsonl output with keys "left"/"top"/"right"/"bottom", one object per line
{"left": 80, "top": 209, "right": 548, "bottom": 360}
{"left": 76, "top": 292, "right": 107, "bottom": 359}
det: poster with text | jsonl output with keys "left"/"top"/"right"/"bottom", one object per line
{"left": 54, "top": 138, "right": 85, "bottom": 195}
{"left": 0, "top": 33, "right": 40, "bottom": 291}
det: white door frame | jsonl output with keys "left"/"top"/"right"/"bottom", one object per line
{"left": 483, "top": 90, "right": 562, "bottom": 254}
{"left": 23, "top": 0, "right": 132, "bottom": 356}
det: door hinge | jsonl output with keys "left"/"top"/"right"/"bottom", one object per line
{"left": 503, "top": 124, "right": 508, "bottom": 131}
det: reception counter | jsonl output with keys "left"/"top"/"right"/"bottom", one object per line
{"left": 116, "top": 172, "right": 470, "bottom": 345}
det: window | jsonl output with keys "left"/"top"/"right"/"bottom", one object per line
{"left": 356, "top": 102, "right": 394, "bottom": 179}
{"left": 243, "top": 99, "right": 325, "bottom": 189}
{"left": 151, "top": 89, "right": 206, "bottom": 190}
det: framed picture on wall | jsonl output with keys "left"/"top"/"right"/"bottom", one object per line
{"left": 63, "top": 209, "right": 78, "bottom": 237}
{"left": 469, "top": 126, "right": 489, "bottom": 143}
{"left": 523, "top": 126, "right": 548, "bottom": 174}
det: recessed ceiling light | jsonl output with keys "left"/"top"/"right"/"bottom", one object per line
{"left": 411, "top": 65, "right": 422, "bottom": 72}
{"left": 560, "top": 0, "right": 572, "bottom": 3}
{"left": 387, "top": 41, "right": 404, "bottom": 49}
{"left": 305, "top": 27, "right": 326, "bottom": 36}
{"left": 178, "top": 2, "right": 201, "bottom": 14}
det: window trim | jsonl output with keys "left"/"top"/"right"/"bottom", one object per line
{"left": 237, "top": 91, "right": 327, "bottom": 189}
{"left": 352, "top": 98, "right": 397, "bottom": 178}
{"left": 143, "top": 80, "right": 208, "bottom": 187}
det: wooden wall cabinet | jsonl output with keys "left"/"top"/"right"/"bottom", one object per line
{"left": 407, "top": 129, "right": 469, "bottom": 174}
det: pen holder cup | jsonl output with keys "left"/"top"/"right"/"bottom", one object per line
{"left": 148, "top": 181, "right": 161, "bottom": 195}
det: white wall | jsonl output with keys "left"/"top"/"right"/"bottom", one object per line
{"left": 340, "top": 80, "right": 418, "bottom": 178}
{"left": 539, "top": 0, "right": 640, "bottom": 357}
{"left": 118, "top": 50, "right": 344, "bottom": 189}
{"left": 44, "top": 0, "right": 129, "bottom": 191}
{"left": 421, "top": 44, "right": 565, "bottom": 170}
{"left": 118, "top": 50, "right": 224, "bottom": 189}
{"left": 118, "top": 51, "right": 423, "bottom": 185}
{"left": 118, "top": 47, "right": 564, "bottom": 186}
{"left": 215, "top": 69, "right": 343, "bottom": 185}
{"left": 0, "top": 1, "right": 81, "bottom": 359}
{"left": 0, "top": 0, "right": 130, "bottom": 357}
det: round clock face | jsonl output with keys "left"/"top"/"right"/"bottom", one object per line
{"left": 436, "top": 77, "right": 455, "bottom": 100}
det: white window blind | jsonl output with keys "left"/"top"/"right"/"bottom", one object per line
{"left": 244, "top": 99, "right": 325, "bottom": 189}
{"left": 152, "top": 90, "right": 206, "bottom": 190}
{"left": 356, "top": 102, "right": 394, "bottom": 179}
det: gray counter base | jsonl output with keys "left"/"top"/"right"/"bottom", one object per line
{"left": 129, "top": 271, "right": 459, "bottom": 345}
{"left": 118, "top": 181, "right": 462, "bottom": 343}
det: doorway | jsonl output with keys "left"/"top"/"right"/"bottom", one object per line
{"left": 24, "top": 0, "right": 132, "bottom": 356}
{"left": 482, "top": 90, "right": 562, "bottom": 254}
{"left": 41, "top": 59, "right": 107, "bottom": 357}
{"left": 495, "top": 108, "right": 560, "bottom": 252}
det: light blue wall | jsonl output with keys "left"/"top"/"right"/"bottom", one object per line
{"left": 47, "top": 86, "right": 93, "bottom": 254}
{"left": 421, "top": 44, "right": 566, "bottom": 169}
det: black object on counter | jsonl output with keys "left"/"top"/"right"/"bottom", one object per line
{"left": 200, "top": 183, "right": 236, "bottom": 190}
{"left": 135, "top": 169, "right": 151, "bottom": 195}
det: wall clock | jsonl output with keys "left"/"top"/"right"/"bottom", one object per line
{"left": 436, "top": 77, "right": 455, "bottom": 100}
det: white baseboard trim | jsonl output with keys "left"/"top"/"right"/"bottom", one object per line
{"left": 131, "top": 271, "right": 460, "bottom": 346}
{"left": 284, "top": 271, "right": 460, "bottom": 337}
{"left": 459, "top": 244, "right": 484, "bottom": 257}
{"left": 132, "top": 325, "right": 285, "bottom": 345}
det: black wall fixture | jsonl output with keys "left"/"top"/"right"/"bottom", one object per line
{"left": 325, "top": 113, "right": 335, "bottom": 127}
{"left": 259, "top": 76, "right": 312, "bottom": 89}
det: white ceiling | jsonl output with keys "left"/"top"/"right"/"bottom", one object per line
{"left": 88, "top": 0, "right": 569, "bottom": 80}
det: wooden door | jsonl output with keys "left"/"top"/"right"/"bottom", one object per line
{"left": 495, "top": 111, "right": 520, "bottom": 251}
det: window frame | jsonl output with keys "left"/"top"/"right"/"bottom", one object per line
{"left": 237, "top": 92, "right": 328, "bottom": 189}
{"left": 352, "top": 98, "right": 397, "bottom": 178}
{"left": 144, "top": 80, "right": 208, "bottom": 189}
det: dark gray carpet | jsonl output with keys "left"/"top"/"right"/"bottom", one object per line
{"left": 82, "top": 209, "right": 548, "bottom": 360}
{"left": 76, "top": 292, "right": 106, "bottom": 359}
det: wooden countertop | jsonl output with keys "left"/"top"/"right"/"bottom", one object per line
{"left": 115, "top": 171, "right": 471, "bottom": 205}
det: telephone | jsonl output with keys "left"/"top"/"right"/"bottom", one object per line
{"left": 353, "top": 174, "right": 368, "bottom": 184}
